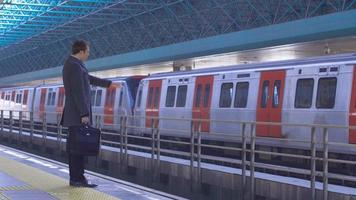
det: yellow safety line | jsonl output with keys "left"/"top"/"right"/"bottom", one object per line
{"left": 0, "top": 156, "right": 119, "bottom": 200}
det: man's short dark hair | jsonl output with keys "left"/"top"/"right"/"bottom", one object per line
{"left": 72, "top": 40, "right": 89, "bottom": 55}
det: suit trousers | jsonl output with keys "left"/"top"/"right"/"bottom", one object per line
{"left": 68, "top": 127, "right": 85, "bottom": 182}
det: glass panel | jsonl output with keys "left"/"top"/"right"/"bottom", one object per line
{"left": 51, "top": 92, "right": 56, "bottom": 105}
{"left": 119, "top": 90, "right": 124, "bottom": 107}
{"left": 91, "top": 90, "right": 96, "bottom": 106}
{"left": 137, "top": 89, "right": 142, "bottom": 108}
{"left": 295, "top": 79, "right": 314, "bottom": 108}
{"left": 234, "top": 82, "right": 249, "bottom": 108}
{"left": 95, "top": 90, "right": 102, "bottom": 107}
{"left": 176, "top": 85, "right": 187, "bottom": 107}
{"left": 165, "top": 86, "right": 176, "bottom": 107}
{"left": 261, "top": 81, "right": 269, "bottom": 108}
{"left": 316, "top": 77, "right": 337, "bottom": 109}
{"left": 203, "top": 84, "right": 210, "bottom": 108}
{"left": 147, "top": 87, "right": 154, "bottom": 107}
{"left": 272, "top": 80, "right": 281, "bottom": 108}
{"left": 195, "top": 84, "right": 202, "bottom": 107}
{"left": 219, "top": 83, "right": 233, "bottom": 108}
{"left": 153, "top": 87, "right": 160, "bottom": 108}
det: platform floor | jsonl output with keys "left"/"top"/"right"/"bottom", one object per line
{"left": 0, "top": 144, "right": 184, "bottom": 200}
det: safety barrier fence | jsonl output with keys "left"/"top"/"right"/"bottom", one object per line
{"left": 0, "top": 109, "right": 356, "bottom": 200}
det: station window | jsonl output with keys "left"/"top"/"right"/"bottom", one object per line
{"left": 234, "top": 82, "right": 249, "bottom": 108}
{"left": 219, "top": 83, "right": 233, "bottom": 108}
{"left": 165, "top": 86, "right": 176, "bottom": 107}
{"left": 295, "top": 79, "right": 314, "bottom": 108}
{"left": 195, "top": 84, "right": 202, "bottom": 107}
{"left": 261, "top": 81, "right": 269, "bottom": 108}
{"left": 316, "top": 77, "right": 337, "bottom": 109}
{"left": 137, "top": 89, "right": 142, "bottom": 108}
{"left": 176, "top": 85, "right": 187, "bottom": 107}
{"left": 272, "top": 80, "right": 281, "bottom": 108}
{"left": 203, "top": 84, "right": 211, "bottom": 108}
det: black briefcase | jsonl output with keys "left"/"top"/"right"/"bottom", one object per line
{"left": 70, "top": 125, "right": 101, "bottom": 156}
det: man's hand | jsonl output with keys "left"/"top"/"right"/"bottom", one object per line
{"left": 81, "top": 116, "right": 90, "bottom": 124}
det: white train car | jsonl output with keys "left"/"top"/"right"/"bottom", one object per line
{"left": 134, "top": 53, "right": 356, "bottom": 154}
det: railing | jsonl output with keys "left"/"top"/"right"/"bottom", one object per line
{"left": 0, "top": 109, "right": 356, "bottom": 200}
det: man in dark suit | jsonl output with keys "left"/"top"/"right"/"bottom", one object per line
{"left": 61, "top": 40, "right": 112, "bottom": 187}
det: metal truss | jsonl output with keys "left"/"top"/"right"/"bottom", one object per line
{"left": 0, "top": 0, "right": 355, "bottom": 77}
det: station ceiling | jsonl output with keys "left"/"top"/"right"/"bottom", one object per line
{"left": 0, "top": 0, "right": 355, "bottom": 80}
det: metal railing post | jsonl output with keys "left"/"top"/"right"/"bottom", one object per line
{"left": 57, "top": 114, "right": 63, "bottom": 154}
{"left": 311, "top": 127, "right": 316, "bottom": 200}
{"left": 323, "top": 128, "right": 329, "bottom": 200}
{"left": 151, "top": 118, "right": 155, "bottom": 161}
{"left": 19, "top": 111, "right": 23, "bottom": 145}
{"left": 250, "top": 123, "right": 256, "bottom": 200}
{"left": 0, "top": 110, "right": 3, "bottom": 138}
{"left": 30, "top": 111, "right": 34, "bottom": 146}
{"left": 156, "top": 120, "right": 161, "bottom": 171}
{"left": 124, "top": 116, "right": 128, "bottom": 161}
{"left": 119, "top": 116, "right": 124, "bottom": 159}
{"left": 241, "top": 123, "right": 247, "bottom": 200}
{"left": 42, "top": 112, "right": 47, "bottom": 151}
{"left": 197, "top": 120, "right": 202, "bottom": 184}
{"left": 9, "top": 110, "right": 13, "bottom": 136}
{"left": 190, "top": 119, "right": 195, "bottom": 185}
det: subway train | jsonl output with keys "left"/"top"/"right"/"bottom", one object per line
{"left": 1, "top": 53, "right": 356, "bottom": 154}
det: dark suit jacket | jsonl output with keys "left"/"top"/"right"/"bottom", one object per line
{"left": 61, "top": 56, "right": 111, "bottom": 127}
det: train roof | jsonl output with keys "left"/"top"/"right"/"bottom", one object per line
{"left": 146, "top": 52, "right": 356, "bottom": 80}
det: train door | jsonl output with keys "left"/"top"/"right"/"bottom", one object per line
{"left": 256, "top": 70, "right": 286, "bottom": 137}
{"left": 104, "top": 85, "right": 117, "bottom": 124}
{"left": 23, "top": 90, "right": 29, "bottom": 106}
{"left": 56, "top": 87, "right": 65, "bottom": 115}
{"left": 349, "top": 65, "right": 356, "bottom": 143}
{"left": 39, "top": 88, "right": 47, "bottom": 120}
{"left": 145, "top": 80, "right": 162, "bottom": 128}
{"left": 192, "top": 75, "right": 214, "bottom": 133}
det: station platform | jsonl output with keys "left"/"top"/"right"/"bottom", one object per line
{"left": 0, "top": 144, "right": 185, "bottom": 200}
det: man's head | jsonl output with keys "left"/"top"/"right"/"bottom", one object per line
{"left": 72, "top": 40, "right": 90, "bottom": 61}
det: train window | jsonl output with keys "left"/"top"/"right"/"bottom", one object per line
{"left": 176, "top": 85, "right": 187, "bottom": 107}
{"left": 261, "top": 81, "right": 269, "bottom": 108}
{"left": 234, "top": 82, "right": 249, "bottom": 108}
{"left": 147, "top": 87, "right": 154, "bottom": 107}
{"left": 47, "top": 88, "right": 56, "bottom": 106}
{"left": 295, "top": 79, "right": 314, "bottom": 108}
{"left": 272, "top": 80, "right": 281, "bottom": 108}
{"left": 119, "top": 90, "right": 124, "bottom": 107}
{"left": 165, "top": 86, "right": 176, "bottom": 107}
{"left": 91, "top": 90, "right": 96, "bottom": 105}
{"left": 51, "top": 91, "right": 56, "bottom": 105}
{"left": 95, "top": 90, "right": 102, "bottom": 107}
{"left": 203, "top": 84, "right": 210, "bottom": 108}
{"left": 219, "top": 83, "right": 233, "bottom": 108}
{"left": 316, "top": 77, "right": 337, "bottom": 109}
{"left": 195, "top": 84, "right": 202, "bottom": 107}
{"left": 137, "top": 89, "right": 142, "bottom": 108}
{"left": 15, "top": 92, "right": 22, "bottom": 104}
{"left": 153, "top": 87, "right": 160, "bottom": 108}
{"left": 1, "top": 92, "right": 4, "bottom": 99}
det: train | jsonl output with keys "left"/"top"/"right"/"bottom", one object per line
{"left": 1, "top": 53, "right": 356, "bottom": 155}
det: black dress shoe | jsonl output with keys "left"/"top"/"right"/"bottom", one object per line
{"left": 70, "top": 180, "right": 98, "bottom": 188}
